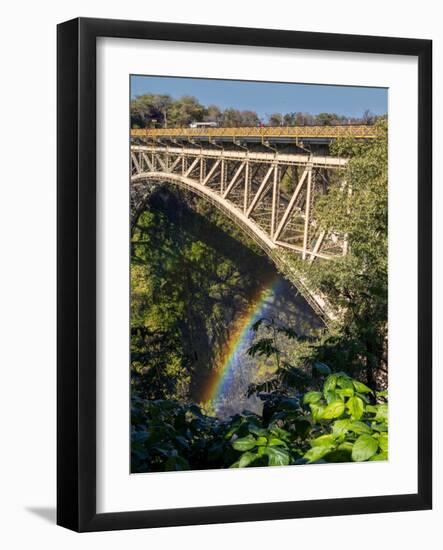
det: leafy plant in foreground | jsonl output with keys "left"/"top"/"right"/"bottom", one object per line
{"left": 131, "top": 371, "right": 388, "bottom": 472}
{"left": 300, "top": 372, "right": 388, "bottom": 464}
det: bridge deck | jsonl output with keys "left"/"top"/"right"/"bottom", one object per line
{"left": 131, "top": 124, "right": 378, "bottom": 142}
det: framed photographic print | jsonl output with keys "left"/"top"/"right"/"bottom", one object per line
{"left": 57, "top": 17, "right": 432, "bottom": 531}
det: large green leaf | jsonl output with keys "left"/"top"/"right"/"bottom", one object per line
{"left": 304, "top": 445, "right": 335, "bottom": 463}
{"left": 378, "top": 433, "right": 388, "bottom": 452}
{"left": 351, "top": 435, "right": 379, "bottom": 462}
{"left": 263, "top": 446, "right": 291, "bottom": 466}
{"left": 324, "top": 389, "right": 339, "bottom": 404}
{"left": 356, "top": 392, "right": 371, "bottom": 404}
{"left": 269, "top": 426, "right": 291, "bottom": 441}
{"left": 311, "top": 434, "right": 336, "bottom": 447}
{"left": 332, "top": 419, "right": 351, "bottom": 436}
{"left": 322, "top": 400, "right": 345, "bottom": 419}
{"left": 248, "top": 425, "right": 268, "bottom": 437}
{"left": 310, "top": 403, "right": 325, "bottom": 422}
{"left": 346, "top": 396, "right": 365, "bottom": 420}
{"left": 324, "top": 374, "right": 338, "bottom": 394}
{"left": 375, "top": 404, "right": 389, "bottom": 422}
{"left": 352, "top": 380, "right": 373, "bottom": 394}
{"left": 268, "top": 437, "right": 287, "bottom": 447}
{"left": 337, "top": 375, "right": 354, "bottom": 391}
{"left": 238, "top": 451, "right": 258, "bottom": 468}
{"left": 232, "top": 435, "right": 257, "bottom": 451}
{"left": 371, "top": 422, "right": 388, "bottom": 432}
{"left": 336, "top": 388, "right": 354, "bottom": 399}
{"left": 348, "top": 421, "right": 372, "bottom": 435}
{"left": 303, "top": 391, "right": 322, "bottom": 405}
{"left": 369, "top": 451, "right": 388, "bottom": 461}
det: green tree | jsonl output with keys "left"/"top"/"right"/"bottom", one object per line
{"left": 283, "top": 112, "right": 297, "bottom": 126}
{"left": 267, "top": 113, "right": 284, "bottom": 126}
{"left": 286, "top": 120, "right": 388, "bottom": 387}
{"left": 169, "top": 95, "right": 207, "bottom": 126}
{"left": 222, "top": 108, "right": 260, "bottom": 127}
{"left": 205, "top": 104, "right": 223, "bottom": 124}
{"left": 130, "top": 93, "right": 173, "bottom": 128}
{"left": 130, "top": 188, "right": 275, "bottom": 402}
{"left": 316, "top": 112, "right": 340, "bottom": 125}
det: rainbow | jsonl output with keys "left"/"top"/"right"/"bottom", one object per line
{"left": 201, "top": 275, "right": 280, "bottom": 409}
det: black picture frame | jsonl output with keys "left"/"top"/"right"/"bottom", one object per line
{"left": 57, "top": 17, "right": 432, "bottom": 532}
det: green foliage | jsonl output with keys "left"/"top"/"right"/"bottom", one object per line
{"left": 131, "top": 372, "right": 388, "bottom": 472}
{"left": 131, "top": 189, "right": 274, "bottom": 401}
{"left": 131, "top": 396, "right": 235, "bottom": 472}
{"left": 131, "top": 92, "right": 382, "bottom": 129}
{"left": 300, "top": 372, "right": 388, "bottom": 464}
{"left": 169, "top": 95, "right": 207, "bottom": 127}
{"left": 279, "top": 120, "right": 388, "bottom": 389}
{"left": 246, "top": 317, "right": 313, "bottom": 396}
{"left": 130, "top": 93, "right": 262, "bottom": 128}
{"left": 131, "top": 93, "right": 173, "bottom": 128}
{"left": 222, "top": 108, "right": 260, "bottom": 127}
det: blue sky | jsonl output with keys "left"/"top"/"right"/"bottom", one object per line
{"left": 131, "top": 75, "right": 387, "bottom": 119}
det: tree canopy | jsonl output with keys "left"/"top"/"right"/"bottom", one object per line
{"left": 130, "top": 93, "right": 381, "bottom": 128}
{"left": 280, "top": 119, "right": 388, "bottom": 388}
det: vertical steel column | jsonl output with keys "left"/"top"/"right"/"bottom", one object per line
{"left": 220, "top": 157, "right": 225, "bottom": 193}
{"left": 302, "top": 165, "right": 312, "bottom": 260}
{"left": 199, "top": 155, "right": 204, "bottom": 183}
{"left": 270, "top": 163, "right": 278, "bottom": 238}
{"left": 243, "top": 160, "right": 250, "bottom": 213}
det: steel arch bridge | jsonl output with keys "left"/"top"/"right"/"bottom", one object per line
{"left": 131, "top": 144, "right": 348, "bottom": 261}
{"left": 130, "top": 139, "right": 352, "bottom": 321}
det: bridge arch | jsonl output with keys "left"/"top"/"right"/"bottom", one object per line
{"left": 131, "top": 171, "right": 334, "bottom": 323}
{"left": 131, "top": 171, "right": 277, "bottom": 256}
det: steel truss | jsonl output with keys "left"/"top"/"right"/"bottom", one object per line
{"left": 131, "top": 145, "right": 348, "bottom": 263}
{"left": 130, "top": 144, "right": 350, "bottom": 321}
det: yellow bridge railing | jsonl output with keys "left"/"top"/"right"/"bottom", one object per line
{"left": 131, "top": 125, "right": 378, "bottom": 140}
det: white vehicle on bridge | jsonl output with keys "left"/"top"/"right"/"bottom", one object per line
{"left": 189, "top": 121, "right": 219, "bottom": 128}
